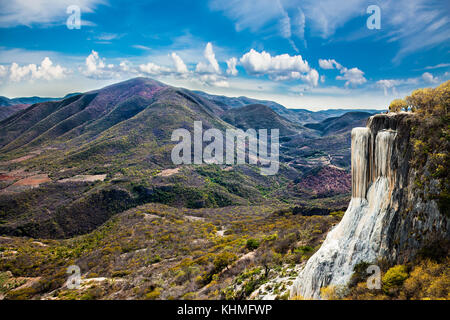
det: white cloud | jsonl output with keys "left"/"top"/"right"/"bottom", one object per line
{"left": 80, "top": 48, "right": 230, "bottom": 87}
{"left": 83, "top": 50, "right": 116, "bottom": 79}
{"left": 170, "top": 52, "right": 189, "bottom": 74}
{"left": 422, "top": 72, "right": 438, "bottom": 84}
{"left": 119, "top": 61, "right": 132, "bottom": 72}
{"left": 198, "top": 74, "right": 229, "bottom": 88}
{"left": 33, "top": 57, "right": 67, "bottom": 80}
{"left": 376, "top": 77, "right": 422, "bottom": 96}
{"left": 301, "top": 69, "right": 319, "bottom": 87}
{"left": 195, "top": 42, "right": 221, "bottom": 74}
{"left": 241, "top": 50, "right": 309, "bottom": 74}
{"left": 139, "top": 62, "right": 170, "bottom": 76}
{"left": 9, "top": 57, "right": 67, "bottom": 82}
{"left": 319, "top": 58, "right": 366, "bottom": 87}
{"left": 318, "top": 59, "right": 342, "bottom": 70}
{"left": 85, "top": 50, "right": 104, "bottom": 73}
{"left": 376, "top": 79, "right": 402, "bottom": 96}
{"left": 0, "top": 0, "right": 105, "bottom": 27}
{"left": 204, "top": 42, "right": 220, "bottom": 73}
{"left": 9, "top": 63, "right": 33, "bottom": 82}
{"left": 226, "top": 57, "right": 238, "bottom": 76}
{"left": 0, "top": 65, "right": 7, "bottom": 78}
{"left": 240, "top": 49, "right": 318, "bottom": 86}
{"left": 336, "top": 67, "right": 366, "bottom": 87}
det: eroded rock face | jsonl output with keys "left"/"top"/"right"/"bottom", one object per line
{"left": 291, "top": 113, "right": 449, "bottom": 299}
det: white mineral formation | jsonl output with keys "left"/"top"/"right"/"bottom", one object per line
{"left": 290, "top": 127, "right": 397, "bottom": 299}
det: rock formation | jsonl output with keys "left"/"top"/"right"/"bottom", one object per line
{"left": 291, "top": 113, "right": 449, "bottom": 299}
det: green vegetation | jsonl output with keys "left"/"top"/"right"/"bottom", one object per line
{"left": 245, "top": 239, "right": 260, "bottom": 250}
{"left": 341, "top": 257, "right": 449, "bottom": 300}
{"left": 0, "top": 202, "right": 340, "bottom": 300}
{"left": 388, "top": 99, "right": 408, "bottom": 112}
{"left": 389, "top": 81, "right": 449, "bottom": 217}
{"left": 382, "top": 265, "right": 409, "bottom": 294}
{"left": 318, "top": 82, "right": 450, "bottom": 301}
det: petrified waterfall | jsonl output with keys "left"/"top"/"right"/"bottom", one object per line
{"left": 290, "top": 125, "right": 397, "bottom": 299}
{"left": 351, "top": 127, "right": 370, "bottom": 199}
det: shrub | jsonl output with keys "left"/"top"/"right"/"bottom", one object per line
{"left": 389, "top": 98, "right": 408, "bottom": 112}
{"left": 5, "top": 287, "right": 38, "bottom": 300}
{"left": 382, "top": 265, "right": 408, "bottom": 294}
{"left": 293, "top": 245, "right": 314, "bottom": 255}
{"left": 330, "top": 210, "right": 345, "bottom": 219}
{"left": 403, "top": 258, "right": 449, "bottom": 299}
{"left": 145, "top": 287, "right": 161, "bottom": 300}
{"left": 213, "top": 251, "right": 237, "bottom": 272}
{"left": 320, "top": 285, "right": 348, "bottom": 300}
{"left": 349, "top": 261, "right": 372, "bottom": 287}
{"left": 246, "top": 238, "right": 260, "bottom": 250}
{"left": 111, "top": 270, "right": 130, "bottom": 278}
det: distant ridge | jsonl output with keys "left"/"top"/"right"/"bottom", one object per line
{"left": 0, "top": 96, "right": 61, "bottom": 106}
{"left": 193, "top": 90, "right": 384, "bottom": 124}
{"left": 221, "top": 104, "right": 311, "bottom": 137}
{"left": 304, "top": 111, "right": 374, "bottom": 136}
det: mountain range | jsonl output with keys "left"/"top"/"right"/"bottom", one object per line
{"left": 0, "top": 93, "right": 80, "bottom": 121}
{"left": 0, "top": 77, "right": 381, "bottom": 239}
{"left": 3, "top": 77, "right": 444, "bottom": 302}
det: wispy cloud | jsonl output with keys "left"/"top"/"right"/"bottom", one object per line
{"left": 383, "top": 0, "right": 450, "bottom": 62}
{"left": 0, "top": 0, "right": 106, "bottom": 28}
{"left": 209, "top": 0, "right": 308, "bottom": 51}
{"left": 132, "top": 45, "right": 152, "bottom": 51}
{"left": 415, "top": 63, "right": 450, "bottom": 71}
{"left": 210, "top": 0, "right": 450, "bottom": 61}
{"left": 375, "top": 72, "right": 443, "bottom": 96}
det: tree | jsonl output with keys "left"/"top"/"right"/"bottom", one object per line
{"left": 388, "top": 80, "right": 449, "bottom": 116}
{"left": 388, "top": 98, "right": 407, "bottom": 112}
{"left": 406, "top": 88, "right": 434, "bottom": 113}
{"left": 256, "top": 248, "right": 281, "bottom": 278}
{"left": 246, "top": 238, "right": 260, "bottom": 250}
{"left": 213, "top": 251, "right": 237, "bottom": 272}
{"left": 382, "top": 265, "right": 409, "bottom": 294}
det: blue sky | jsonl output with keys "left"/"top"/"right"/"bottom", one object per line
{"left": 0, "top": 0, "right": 449, "bottom": 110}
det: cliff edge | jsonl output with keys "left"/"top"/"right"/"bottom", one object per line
{"left": 291, "top": 112, "right": 449, "bottom": 299}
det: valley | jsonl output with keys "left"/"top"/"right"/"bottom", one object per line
{"left": 2, "top": 78, "right": 447, "bottom": 301}
{"left": 0, "top": 0, "right": 449, "bottom": 307}
{"left": 0, "top": 77, "right": 376, "bottom": 299}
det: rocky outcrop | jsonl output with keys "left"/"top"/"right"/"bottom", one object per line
{"left": 290, "top": 113, "right": 449, "bottom": 299}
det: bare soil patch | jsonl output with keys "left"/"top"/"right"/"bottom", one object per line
{"left": 157, "top": 168, "right": 180, "bottom": 177}
{"left": 13, "top": 174, "right": 51, "bottom": 187}
{"left": 58, "top": 174, "right": 107, "bottom": 183}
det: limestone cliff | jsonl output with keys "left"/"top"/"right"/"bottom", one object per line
{"left": 291, "top": 113, "right": 449, "bottom": 299}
